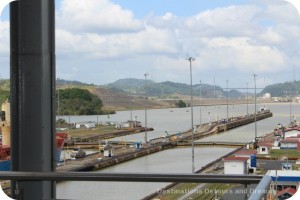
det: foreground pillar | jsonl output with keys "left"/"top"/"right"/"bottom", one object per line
{"left": 10, "top": 0, "right": 56, "bottom": 199}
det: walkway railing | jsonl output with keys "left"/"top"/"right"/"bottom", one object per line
{"left": 0, "top": 172, "right": 262, "bottom": 183}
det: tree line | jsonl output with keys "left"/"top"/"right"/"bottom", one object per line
{"left": 56, "top": 88, "right": 113, "bottom": 115}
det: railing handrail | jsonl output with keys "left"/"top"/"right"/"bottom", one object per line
{"left": 0, "top": 171, "right": 262, "bottom": 184}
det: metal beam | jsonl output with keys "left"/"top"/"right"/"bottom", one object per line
{"left": 0, "top": 172, "right": 263, "bottom": 184}
{"left": 10, "top": 0, "right": 55, "bottom": 199}
{"left": 248, "top": 175, "right": 271, "bottom": 200}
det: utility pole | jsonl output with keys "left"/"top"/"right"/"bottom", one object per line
{"left": 199, "top": 80, "right": 202, "bottom": 124}
{"left": 289, "top": 81, "right": 292, "bottom": 124}
{"left": 144, "top": 73, "right": 149, "bottom": 145}
{"left": 246, "top": 82, "right": 249, "bottom": 115}
{"left": 226, "top": 80, "right": 229, "bottom": 120}
{"left": 130, "top": 84, "right": 133, "bottom": 121}
{"left": 186, "top": 55, "right": 195, "bottom": 173}
{"left": 254, "top": 74, "right": 257, "bottom": 140}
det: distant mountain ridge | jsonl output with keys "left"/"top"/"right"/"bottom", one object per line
{"left": 106, "top": 78, "right": 300, "bottom": 98}
{"left": 104, "top": 78, "right": 243, "bottom": 98}
{"left": 2, "top": 78, "right": 300, "bottom": 100}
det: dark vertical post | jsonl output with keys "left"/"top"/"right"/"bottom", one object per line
{"left": 144, "top": 73, "right": 148, "bottom": 144}
{"left": 253, "top": 74, "right": 257, "bottom": 140}
{"left": 10, "top": 0, "right": 55, "bottom": 199}
{"left": 226, "top": 80, "right": 229, "bottom": 119}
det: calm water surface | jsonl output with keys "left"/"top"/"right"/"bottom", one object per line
{"left": 57, "top": 103, "right": 300, "bottom": 199}
{"left": 57, "top": 147, "right": 234, "bottom": 200}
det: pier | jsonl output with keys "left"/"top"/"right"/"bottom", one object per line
{"left": 177, "top": 110, "right": 272, "bottom": 141}
{"left": 57, "top": 143, "right": 174, "bottom": 172}
{"left": 178, "top": 141, "right": 247, "bottom": 147}
{"left": 72, "top": 127, "right": 154, "bottom": 143}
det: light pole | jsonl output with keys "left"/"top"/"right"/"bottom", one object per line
{"left": 131, "top": 98, "right": 135, "bottom": 122}
{"left": 226, "top": 80, "right": 229, "bottom": 120}
{"left": 130, "top": 84, "right": 133, "bottom": 121}
{"left": 253, "top": 74, "right": 257, "bottom": 140}
{"left": 144, "top": 73, "right": 149, "bottom": 145}
{"left": 289, "top": 82, "right": 292, "bottom": 124}
{"left": 199, "top": 80, "right": 202, "bottom": 125}
{"left": 246, "top": 82, "right": 249, "bottom": 115}
{"left": 186, "top": 56, "right": 195, "bottom": 173}
{"left": 56, "top": 77, "right": 61, "bottom": 120}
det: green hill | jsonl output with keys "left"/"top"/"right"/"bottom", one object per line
{"left": 0, "top": 79, "right": 105, "bottom": 115}
{"left": 261, "top": 81, "right": 300, "bottom": 97}
{"left": 0, "top": 79, "right": 10, "bottom": 104}
{"left": 57, "top": 88, "right": 105, "bottom": 115}
{"left": 105, "top": 78, "right": 239, "bottom": 98}
{"left": 3, "top": 77, "right": 299, "bottom": 114}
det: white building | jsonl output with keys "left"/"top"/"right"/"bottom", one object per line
{"left": 257, "top": 142, "right": 273, "bottom": 154}
{"left": 103, "top": 145, "right": 114, "bottom": 157}
{"left": 280, "top": 137, "right": 300, "bottom": 149}
{"left": 223, "top": 156, "right": 249, "bottom": 175}
{"left": 75, "top": 121, "right": 96, "bottom": 129}
{"left": 280, "top": 138, "right": 300, "bottom": 149}
{"left": 233, "top": 149, "right": 258, "bottom": 173}
{"left": 267, "top": 170, "right": 300, "bottom": 198}
{"left": 115, "top": 120, "right": 142, "bottom": 129}
{"left": 262, "top": 93, "right": 271, "bottom": 99}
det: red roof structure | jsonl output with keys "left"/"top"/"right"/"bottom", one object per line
{"left": 235, "top": 149, "right": 257, "bottom": 155}
{"left": 257, "top": 142, "right": 273, "bottom": 147}
{"left": 223, "top": 156, "right": 249, "bottom": 162}
{"left": 276, "top": 187, "right": 296, "bottom": 198}
{"left": 287, "top": 126, "right": 300, "bottom": 131}
{"left": 289, "top": 135, "right": 300, "bottom": 138}
{"left": 281, "top": 138, "right": 300, "bottom": 143}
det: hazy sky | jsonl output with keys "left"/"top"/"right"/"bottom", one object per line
{"left": 1, "top": 0, "right": 300, "bottom": 90}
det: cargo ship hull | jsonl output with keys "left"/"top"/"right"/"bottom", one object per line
{"left": 0, "top": 160, "right": 10, "bottom": 171}
{"left": 0, "top": 133, "right": 68, "bottom": 171}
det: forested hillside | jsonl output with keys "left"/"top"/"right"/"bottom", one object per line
{"left": 105, "top": 78, "right": 230, "bottom": 98}
{"left": 261, "top": 81, "right": 300, "bottom": 97}
{"left": 0, "top": 80, "right": 10, "bottom": 104}
{"left": 57, "top": 88, "right": 104, "bottom": 115}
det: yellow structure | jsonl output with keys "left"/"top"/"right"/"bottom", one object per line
{"left": 0, "top": 100, "right": 10, "bottom": 146}
{"left": 1, "top": 100, "right": 10, "bottom": 123}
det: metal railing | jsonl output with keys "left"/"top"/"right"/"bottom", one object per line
{"left": 0, "top": 172, "right": 270, "bottom": 199}
{"left": 0, "top": 171, "right": 262, "bottom": 183}
{"left": 248, "top": 175, "right": 272, "bottom": 200}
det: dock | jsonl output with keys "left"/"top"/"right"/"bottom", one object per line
{"left": 178, "top": 141, "right": 247, "bottom": 147}
{"left": 72, "top": 127, "right": 154, "bottom": 143}
{"left": 57, "top": 143, "right": 174, "bottom": 172}
{"left": 176, "top": 110, "right": 272, "bottom": 142}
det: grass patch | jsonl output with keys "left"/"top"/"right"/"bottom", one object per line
{"left": 156, "top": 183, "right": 238, "bottom": 200}
{"left": 189, "top": 183, "right": 238, "bottom": 200}
{"left": 157, "top": 183, "right": 198, "bottom": 200}
{"left": 67, "top": 125, "right": 117, "bottom": 138}
{"left": 269, "top": 149, "right": 300, "bottom": 158}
